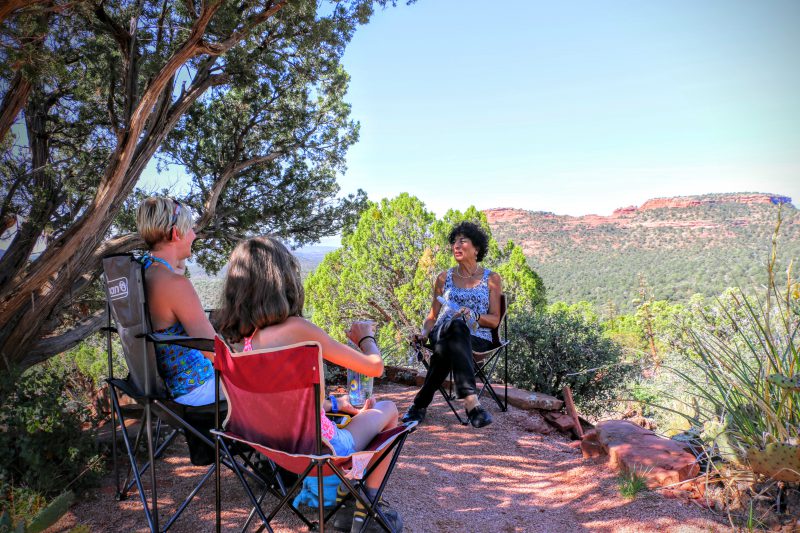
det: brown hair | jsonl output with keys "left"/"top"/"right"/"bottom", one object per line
{"left": 217, "top": 236, "right": 305, "bottom": 343}
{"left": 136, "top": 197, "right": 194, "bottom": 249}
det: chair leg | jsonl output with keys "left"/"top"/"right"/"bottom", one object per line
{"left": 145, "top": 402, "right": 160, "bottom": 533}
{"left": 215, "top": 433, "right": 221, "bottom": 533}
{"left": 109, "top": 388, "right": 156, "bottom": 531}
{"left": 217, "top": 438, "right": 275, "bottom": 533}
{"left": 162, "top": 463, "right": 216, "bottom": 531}
{"left": 110, "top": 385, "right": 120, "bottom": 499}
{"left": 317, "top": 462, "right": 325, "bottom": 533}
{"left": 329, "top": 431, "right": 412, "bottom": 533}
{"left": 476, "top": 362, "right": 504, "bottom": 409}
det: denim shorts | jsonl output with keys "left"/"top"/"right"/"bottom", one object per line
{"left": 329, "top": 426, "right": 356, "bottom": 456}
{"left": 174, "top": 379, "right": 225, "bottom": 406}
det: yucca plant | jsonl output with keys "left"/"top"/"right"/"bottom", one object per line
{"left": 653, "top": 209, "right": 799, "bottom": 525}
{"left": 675, "top": 285, "right": 800, "bottom": 454}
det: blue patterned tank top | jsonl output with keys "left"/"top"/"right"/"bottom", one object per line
{"left": 435, "top": 268, "right": 492, "bottom": 341}
{"left": 154, "top": 322, "right": 214, "bottom": 398}
{"left": 143, "top": 254, "right": 214, "bottom": 398}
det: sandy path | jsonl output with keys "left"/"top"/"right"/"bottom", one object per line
{"left": 53, "top": 383, "right": 729, "bottom": 532}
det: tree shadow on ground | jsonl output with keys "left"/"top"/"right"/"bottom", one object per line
{"left": 53, "top": 383, "right": 729, "bottom": 532}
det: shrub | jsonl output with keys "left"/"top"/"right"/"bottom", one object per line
{"left": 0, "top": 363, "right": 102, "bottom": 500}
{"left": 507, "top": 308, "right": 635, "bottom": 417}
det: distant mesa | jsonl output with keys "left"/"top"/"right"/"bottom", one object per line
{"left": 638, "top": 193, "right": 792, "bottom": 211}
{"left": 484, "top": 192, "right": 798, "bottom": 262}
{"left": 483, "top": 192, "right": 799, "bottom": 313}
{"left": 484, "top": 193, "right": 793, "bottom": 224}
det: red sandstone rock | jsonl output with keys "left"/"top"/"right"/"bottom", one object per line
{"left": 520, "top": 417, "right": 552, "bottom": 435}
{"left": 384, "top": 365, "right": 419, "bottom": 386}
{"left": 581, "top": 439, "right": 605, "bottom": 459}
{"left": 594, "top": 420, "right": 700, "bottom": 488}
{"left": 506, "top": 387, "right": 563, "bottom": 411}
{"left": 544, "top": 411, "right": 575, "bottom": 433}
{"left": 582, "top": 429, "right": 599, "bottom": 442}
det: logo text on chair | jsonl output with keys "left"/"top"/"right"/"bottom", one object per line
{"left": 108, "top": 277, "right": 129, "bottom": 300}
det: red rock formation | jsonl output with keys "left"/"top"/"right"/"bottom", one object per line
{"left": 583, "top": 420, "right": 700, "bottom": 487}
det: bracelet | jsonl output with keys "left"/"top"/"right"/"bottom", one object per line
{"left": 358, "top": 335, "right": 376, "bottom": 349}
{"left": 329, "top": 395, "right": 338, "bottom": 413}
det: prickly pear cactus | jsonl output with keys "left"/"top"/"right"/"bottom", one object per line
{"left": 701, "top": 419, "right": 744, "bottom": 465}
{"left": 766, "top": 373, "right": 800, "bottom": 392}
{"left": 746, "top": 443, "right": 800, "bottom": 482}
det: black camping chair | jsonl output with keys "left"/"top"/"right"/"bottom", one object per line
{"left": 102, "top": 253, "right": 286, "bottom": 532}
{"left": 415, "top": 293, "right": 510, "bottom": 425}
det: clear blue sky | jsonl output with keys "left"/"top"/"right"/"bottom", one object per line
{"left": 334, "top": 0, "right": 800, "bottom": 217}
{"left": 147, "top": 0, "right": 800, "bottom": 225}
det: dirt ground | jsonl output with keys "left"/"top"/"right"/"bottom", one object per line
{"left": 52, "top": 383, "right": 730, "bottom": 532}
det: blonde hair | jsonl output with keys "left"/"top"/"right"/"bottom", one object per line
{"left": 136, "top": 197, "right": 194, "bottom": 249}
{"left": 217, "top": 236, "right": 305, "bottom": 343}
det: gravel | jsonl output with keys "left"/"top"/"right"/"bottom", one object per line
{"left": 51, "top": 383, "right": 729, "bottom": 532}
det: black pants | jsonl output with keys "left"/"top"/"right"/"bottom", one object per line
{"left": 413, "top": 318, "right": 494, "bottom": 409}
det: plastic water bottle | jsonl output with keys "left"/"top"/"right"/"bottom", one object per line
{"left": 346, "top": 339, "right": 374, "bottom": 407}
{"left": 347, "top": 368, "right": 373, "bottom": 407}
{"left": 437, "top": 295, "right": 478, "bottom": 332}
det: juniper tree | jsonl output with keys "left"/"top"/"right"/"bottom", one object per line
{"left": 0, "top": 0, "right": 406, "bottom": 380}
{"left": 304, "top": 194, "right": 545, "bottom": 355}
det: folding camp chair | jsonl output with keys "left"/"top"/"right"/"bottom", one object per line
{"left": 102, "top": 254, "right": 283, "bottom": 532}
{"left": 212, "top": 337, "right": 417, "bottom": 533}
{"left": 415, "top": 293, "right": 510, "bottom": 425}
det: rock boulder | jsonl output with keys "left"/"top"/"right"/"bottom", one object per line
{"left": 593, "top": 420, "right": 700, "bottom": 487}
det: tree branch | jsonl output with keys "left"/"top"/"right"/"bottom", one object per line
{"left": 22, "top": 310, "right": 107, "bottom": 367}
{"left": 195, "top": 151, "right": 282, "bottom": 231}
{"left": 197, "top": 1, "right": 288, "bottom": 56}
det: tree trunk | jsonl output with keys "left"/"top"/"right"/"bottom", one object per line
{"left": 0, "top": 71, "right": 32, "bottom": 142}
{"left": 0, "top": 1, "right": 289, "bottom": 377}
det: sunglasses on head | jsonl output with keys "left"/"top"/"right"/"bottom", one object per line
{"left": 169, "top": 199, "right": 182, "bottom": 239}
{"left": 171, "top": 199, "right": 181, "bottom": 226}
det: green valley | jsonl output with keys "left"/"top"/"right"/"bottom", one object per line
{"left": 486, "top": 193, "right": 800, "bottom": 312}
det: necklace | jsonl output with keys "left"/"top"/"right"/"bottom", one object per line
{"left": 455, "top": 264, "right": 478, "bottom": 278}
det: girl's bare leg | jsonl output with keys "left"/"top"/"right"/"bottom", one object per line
{"left": 343, "top": 400, "right": 398, "bottom": 490}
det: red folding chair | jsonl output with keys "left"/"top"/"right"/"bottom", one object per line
{"left": 212, "top": 336, "right": 416, "bottom": 532}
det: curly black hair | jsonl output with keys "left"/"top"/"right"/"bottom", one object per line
{"left": 448, "top": 221, "right": 489, "bottom": 262}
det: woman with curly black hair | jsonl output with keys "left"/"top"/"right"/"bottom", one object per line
{"left": 403, "top": 221, "right": 503, "bottom": 428}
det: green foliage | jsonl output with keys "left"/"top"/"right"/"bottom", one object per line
{"left": 646, "top": 213, "right": 800, "bottom": 491}
{"left": 663, "top": 285, "right": 800, "bottom": 460}
{"left": 0, "top": 489, "right": 75, "bottom": 533}
{"left": 617, "top": 468, "right": 649, "bottom": 499}
{"left": 494, "top": 245, "right": 547, "bottom": 313}
{"left": 56, "top": 334, "right": 125, "bottom": 390}
{"left": 305, "top": 195, "right": 545, "bottom": 365}
{"left": 507, "top": 308, "right": 634, "bottom": 416}
{"left": 602, "top": 312, "right": 647, "bottom": 353}
{"left": 2, "top": 0, "right": 402, "bottom": 372}
{"left": 547, "top": 301, "right": 599, "bottom": 324}
{"left": 0, "top": 364, "right": 101, "bottom": 499}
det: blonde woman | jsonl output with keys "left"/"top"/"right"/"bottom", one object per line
{"left": 136, "top": 196, "right": 217, "bottom": 405}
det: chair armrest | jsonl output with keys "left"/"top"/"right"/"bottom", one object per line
{"left": 144, "top": 333, "right": 215, "bottom": 352}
